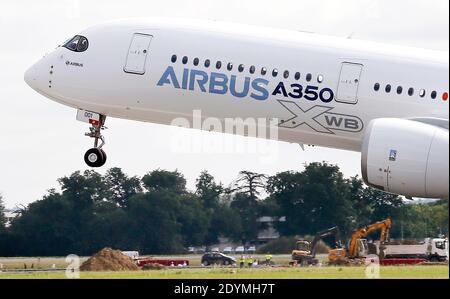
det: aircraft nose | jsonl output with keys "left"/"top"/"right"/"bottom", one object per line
{"left": 24, "top": 66, "right": 38, "bottom": 88}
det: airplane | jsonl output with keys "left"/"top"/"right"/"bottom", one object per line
{"left": 24, "top": 18, "right": 449, "bottom": 200}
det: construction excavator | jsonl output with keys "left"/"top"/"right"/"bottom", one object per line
{"left": 292, "top": 226, "right": 345, "bottom": 266}
{"left": 329, "top": 218, "right": 393, "bottom": 265}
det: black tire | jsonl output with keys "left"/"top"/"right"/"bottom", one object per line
{"left": 84, "top": 148, "right": 105, "bottom": 168}
{"left": 100, "top": 149, "right": 107, "bottom": 165}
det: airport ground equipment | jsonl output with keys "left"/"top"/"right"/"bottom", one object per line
{"left": 292, "top": 226, "right": 345, "bottom": 266}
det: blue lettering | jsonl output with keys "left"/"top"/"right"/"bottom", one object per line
{"left": 209, "top": 72, "right": 229, "bottom": 95}
{"left": 182, "top": 68, "right": 189, "bottom": 90}
{"left": 157, "top": 67, "right": 273, "bottom": 101}
{"left": 189, "top": 70, "right": 208, "bottom": 92}
{"left": 251, "top": 78, "right": 269, "bottom": 101}
{"left": 230, "top": 76, "right": 250, "bottom": 98}
{"left": 157, "top": 66, "right": 180, "bottom": 89}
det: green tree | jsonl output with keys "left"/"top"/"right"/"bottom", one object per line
{"left": 58, "top": 170, "right": 107, "bottom": 209}
{"left": 177, "top": 193, "right": 210, "bottom": 247}
{"left": 104, "top": 168, "right": 142, "bottom": 208}
{"left": 9, "top": 191, "right": 78, "bottom": 256}
{"left": 267, "top": 163, "right": 356, "bottom": 237}
{"left": 230, "top": 193, "right": 259, "bottom": 245}
{"left": 196, "top": 171, "right": 223, "bottom": 210}
{"left": 81, "top": 201, "right": 130, "bottom": 253}
{"left": 126, "top": 191, "right": 183, "bottom": 254}
{"left": 142, "top": 169, "right": 186, "bottom": 194}
{"left": 348, "top": 176, "right": 404, "bottom": 228}
{"left": 392, "top": 201, "right": 449, "bottom": 239}
{"left": 0, "top": 195, "right": 6, "bottom": 230}
{"left": 231, "top": 171, "right": 267, "bottom": 199}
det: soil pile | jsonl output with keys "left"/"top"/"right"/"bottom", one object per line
{"left": 80, "top": 248, "right": 139, "bottom": 272}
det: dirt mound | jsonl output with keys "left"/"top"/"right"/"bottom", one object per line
{"left": 80, "top": 248, "right": 139, "bottom": 272}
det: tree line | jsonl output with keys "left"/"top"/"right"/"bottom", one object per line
{"left": 0, "top": 163, "right": 448, "bottom": 256}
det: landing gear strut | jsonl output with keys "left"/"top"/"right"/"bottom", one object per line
{"left": 84, "top": 115, "right": 107, "bottom": 168}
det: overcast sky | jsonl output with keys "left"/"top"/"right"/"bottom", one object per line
{"left": 0, "top": 0, "right": 448, "bottom": 208}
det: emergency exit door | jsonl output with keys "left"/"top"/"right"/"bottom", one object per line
{"left": 336, "top": 63, "right": 363, "bottom": 104}
{"left": 124, "top": 33, "right": 153, "bottom": 75}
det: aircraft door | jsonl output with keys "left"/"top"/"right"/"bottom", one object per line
{"left": 336, "top": 63, "right": 363, "bottom": 104}
{"left": 124, "top": 33, "right": 153, "bottom": 75}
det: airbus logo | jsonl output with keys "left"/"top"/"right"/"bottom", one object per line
{"left": 157, "top": 66, "right": 270, "bottom": 101}
{"left": 278, "top": 100, "right": 364, "bottom": 134}
{"left": 66, "top": 61, "right": 84, "bottom": 68}
{"left": 157, "top": 66, "right": 337, "bottom": 103}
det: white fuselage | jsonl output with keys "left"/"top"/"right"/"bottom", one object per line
{"left": 25, "top": 18, "right": 449, "bottom": 152}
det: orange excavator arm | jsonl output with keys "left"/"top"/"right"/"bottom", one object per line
{"left": 348, "top": 219, "right": 392, "bottom": 258}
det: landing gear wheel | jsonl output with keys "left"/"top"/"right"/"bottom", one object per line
{"left": 82, "top": 113, "right": 108, "bottom": 168}
{"left": 84, "top": 148, "right": 106, "bottom": 168}
{"left": 100, "top": 149, "right": 107, "bottom": 164}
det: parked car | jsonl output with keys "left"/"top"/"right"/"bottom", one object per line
{"left": 187, "top": 247, "right": 196, "bottom": 254}
{"left": 223, "top": 247, "right": 234, "bottom": 254}
{"left": 247, "top": 246, "right": 256, "bottom": 254}
{"left": 211, "top": 247, "right": 221, "bottom": 253}
{"left": 201, "top": 252, "right": 236, "bottom": 266}
{"left": 196, "top": 247, "right": 206, "bottom": 254}
{"left": 235, "top": 246, "right": 245, "bottom": 254}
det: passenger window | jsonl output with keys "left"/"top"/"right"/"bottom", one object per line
{"left": 419, "top": 89, "right": 426, "bottom": 98}
{"left": 397, "top": 86, "right": 403, "bottom": 95}
{"left": 182, "top": 56, "right": 188, "bottom": 64}
{"left": 227, "top": 63, "right": 233, "bottom": 71}
{"left": 408, "top": 88, "right": 414, "bottom": 96}
{"left": 250, "top": 66, "right": 256, "bottom": 74}
{"left": 306, "top": 73, "right": 312, "bottom": 82}
{"left": 385, "top": 85, "right": 392, "bottom": 93}
{"left": 284, "top": 71, "right": 290, "bottom": 79}
{"left": 431, "top": 91, "right": 437, "bottom": 99}
{"left": 272, "top": 69, "right": 279, "bottom": 77}
{"left": 205, "top": 59, "right": 211, "bottom": 68}
{"left": 295, "top": 72, "right": 301, "bottom": 80}
{"left": 171, "top": 55, "right": 178, "bottom": 63}
{"left": 261, "top": 67, "right": 267, "bottom": 76}
{"left": 374, "top": 83, "right": 380, "bottom": 91}
{"left": 216, "top": 61, "right": 222, "bottom": 69}
{"left": 193, "top": 58, "right": 200, "bottom": 66}
{"left": 238, "top": 64, "right": 245, "bottom": 72}
{"left": 317, "top": 75, "right": 324, "bottom": 83}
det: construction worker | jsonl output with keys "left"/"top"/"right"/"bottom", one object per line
{"left": 239, "top": 256, "right": 245, "bottom": 268}
{"left": 265, "top": 253, "right": 273, "bottom": 266}
{"left": 247, "top": 256, "right": 254, "bottom": 268}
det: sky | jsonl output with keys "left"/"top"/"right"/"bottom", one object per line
{"left": 0, "top": 0, "right": 448, "bottom": 208}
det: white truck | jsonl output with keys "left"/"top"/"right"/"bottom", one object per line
{"left": 121, "top": 251, "right": 140, "bottom": 260}
{"left": 381, "top": 238, "right": 448, "bottom": 262}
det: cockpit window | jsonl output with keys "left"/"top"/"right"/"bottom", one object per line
{"left": 64, "top": 36, "right": 89, "bottom": 52}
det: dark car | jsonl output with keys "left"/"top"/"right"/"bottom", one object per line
{"left": 201, "top": 252, "right": 236, "bottom": 266}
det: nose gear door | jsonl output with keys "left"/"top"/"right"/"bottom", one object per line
{"left": 124, "top": 33, "right": 153, "bottom": 75}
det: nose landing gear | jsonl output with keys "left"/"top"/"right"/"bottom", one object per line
{"left": 83, "top": 115, "right": 107, "bottom": 168}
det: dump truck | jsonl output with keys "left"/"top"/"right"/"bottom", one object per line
{"left": 381, "top": 238, "right": 448, "bottom": 262}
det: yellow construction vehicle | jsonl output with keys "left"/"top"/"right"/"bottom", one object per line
{"left": 329, "top": 219, "right": 392, "bottom": 265}
{"left": 292, "top": 227, "right": 345, "bottom": 266}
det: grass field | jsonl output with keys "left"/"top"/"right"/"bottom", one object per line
{"left": 0, "top": 255, "right": 448, "bottom": 279}
{"left": 0, "top": 266, "right": 448, "bottom": 279}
